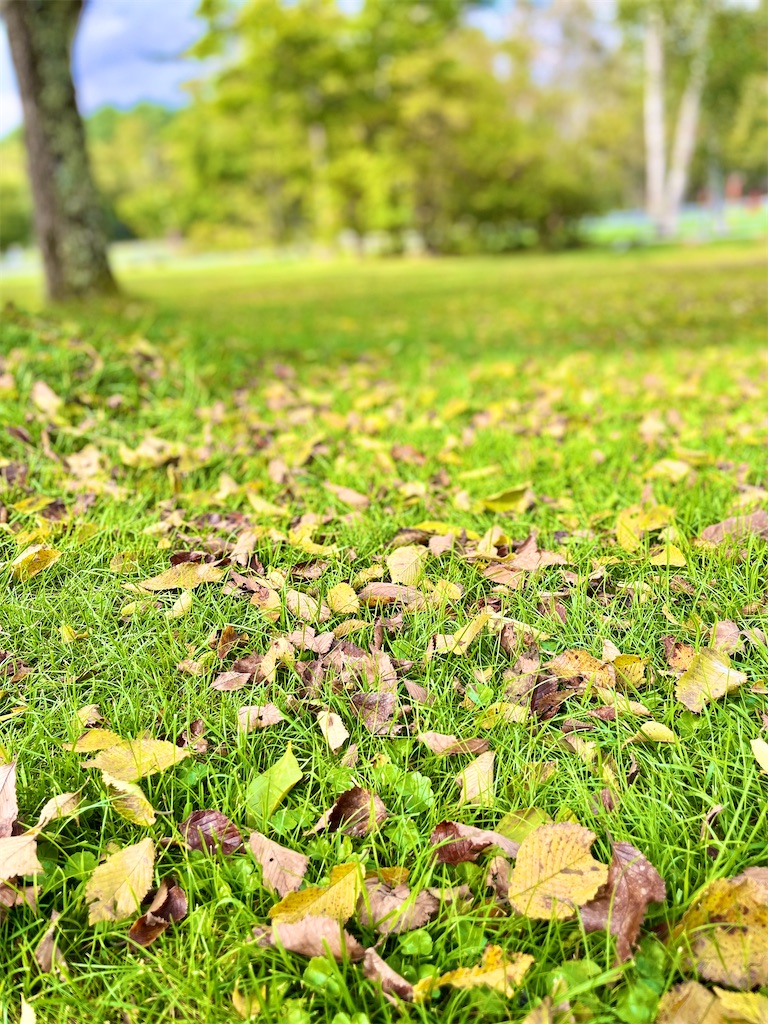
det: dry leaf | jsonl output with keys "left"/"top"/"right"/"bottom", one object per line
{"left": 85, "top": 838, "right": 155, "bottom": 923}
{"left": 269, "top": 862, "right": 362, "bottom": 923}
{"left": 212, "top": 670, "right": 252, "bottom": 691}
{"left": 676, "top": 649, "right": 748, "bottom": 713}
{"left": 82, "top": 734, "right": 191, "bottom": 782}
{"left": 357, "top": 582, "right": 423, "bottom": 607}
{"left": 751, "top": 738, "right": 768, "bottom": 775}
{"left": 128, "top": 879, "right": 188, "bottom": 947}
{"left": 418, "top": 732, "right": 490, "bottom": 756}
{"left": 33, "top": 791, "right": 81, "bottom": 830}
{"left": 315, "top": 787, "right": 388, "bottom": 838}
{"left": 386, "top": 545, "right": 428, "bottom": 586}
{"left": 0, "top": 759, "right": 17, "bottom": 838}
{"left": 237, "top": 704, "right": 285, "bottom": 733}
{"left": 286, "top": 589, "right": 330, "bottom": 623}
{"left": 10, "top": 545, "right": 62, "bottom": 581}
{"left": 363, "top": 948, "right": 414, "bottom": 1003}
{"left": 248, "top": 833, "right": 309, "bottom": 896}
{"left": 255, "top": 915, "right": 365, "bottom": 961}
{"left": 323, "top": 481, "right": 370, "bottom": 509}
{"left": 0, "top": 834, "right": 42, "bottom": 882}
{"left": 430, "top": 820, "right": 519, "bottom": 864}
{"left": 326, "top": 583, "right": 360, "bottom": 615}
{"left": 317, "top": 709, "right": 349, "bottom": 752}
{"left": 579, "top": 841, "right": 666, "bottom": 961}
{"left": 625, "top": 722, "right": 678, "bottom": 745}
{"left": 701, "top": 510, "right": 768, "bottom": 544}
{"left": 547, "top": 649, "right": 614, "bottom": 687}
{"left": 456, "top": 750, "right": 495, "bottom": 808}
{"left": 103, "top": 774, "right": 156, "bottom": 826}
{"left": 414, "top": 944, "right": 534, "bottom": 1002}
{"left": 34, "top": 910, "right": 66, "bottom": 975}
{"left": 351, "top": 692, "right": 397, "bottom": 734}
{"left": 357, "top": 877, "right": 439, "bottom": 935}
{"left": 508, "top": 823, "right": 608, "bottom": 920}
{"left": 656, "top": 981, "right": 725, "bottom": 1024}
{"left": 431, "top": 612, "right": 489, "bottom": 656}
{"left": 139, "top": 562, "right": 225, "bottom": 591}
{"left": 714, "top": 988, "right": 768, "bottom": 1023}
{"left": 180, "top": 810, "right": 243, "bottom": 855}
{"left": 63, "top": 728, "right": 122, "bottom": 752}
{"left": 165, "top": 591, "right": 193, "bottom": 619}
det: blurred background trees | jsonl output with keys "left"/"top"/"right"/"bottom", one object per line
{"left": 1, "top": 0, "right": 765, "bottom": 257}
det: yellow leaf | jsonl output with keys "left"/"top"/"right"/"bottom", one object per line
{"left": 269, "top": 862, "right": 362, "bottom": 924}
{"left": 646, "top": 459, "right": 693, "bottom": 483}
{"left": 0, "top": 834, "right": 42, "bottom": 881}
{"left": 431, "top": 613, "right": 489, "bottom": 656}
{"left": 9, "top": 545, "right": 62, "bottom": 581}
{"left": 481, "top": 483, "right": 533, "bottom": 513}
{"left": 508, "top": 823, "right": 608, "bottom": 920}
{"left": 625, "top": 722, "right": 678, "bottom": 744}
{"left": 138, "top": 562, "right": 225, "bottom": 591}
{"left": 456, "top": 751, "right": 495, "bottom": 808}
{"left": 103, "top": 773, "right": 156, "bottom": 826}
{"left": 11, "top": 495, "right": 58, "bottom": 515}
{"left": 649, "top": 543, "right": 687, "bottom": 567}
{"left": 62, "top": 728, "right": 123, "bottom": 752}
{"left": 20, "top": 998, "right": 37, "bottom": 1024}
{"left": 413, "top": 520, "right": 480, "bottom": 540}
{"left": 245, "top": 490, "right": 290, "bottom": 518}
{"left": 676, "top": 649, "right": 748, "bottom": 713}
{"left": 59, "top": 624, "right": 88, "bottom": 643}
{"left": 386, "top": 545, "right": 428, "bottom": 586}
{"left": 317, "top": 710, "right": 349, "bottom": 753}
{"left": 326, "top": 583, "right": 360, "bottom": 615}
{"left": 33, "top": 791, "right": 81, "bottom": 830}
{"left": 655, "top": 981, "right": 725, "bottom": 1024}
{"left": 414, "top": 944, "right": 533, "bottom": 1002}
{"left": 751, "top": 738, "right": 768, "bottom": 775}
{"left": 714, "top": 988, "right": 768, "bottom": 1024}
{"left": 82, "top": 735, "right": 191, "bottom": 782}
{"left": 165, "top": 591, "right": 193, "bottom": 619}
{"left": 85, "top": 838, "right": 155, "bottom": 923}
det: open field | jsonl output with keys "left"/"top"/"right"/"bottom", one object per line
{"left": 1, "top": 244, "right": 767, "bottom": 1023}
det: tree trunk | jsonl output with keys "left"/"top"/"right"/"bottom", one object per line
{"left": 4, "top": 0, "right": 117, "bottom": 300}
{"left": 660, "top": 5, "right": 711, "bottom": 237}
{"left": 643, "top": 7, "right": 667, "bottom": 233}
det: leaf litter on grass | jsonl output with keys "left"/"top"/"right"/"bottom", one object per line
{"left": 1, "top": 274, "right": 767, "bottom": 1022}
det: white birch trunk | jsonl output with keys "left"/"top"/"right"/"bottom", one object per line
{"left": 643, "top": 7, "right": 667, "bottom": 232}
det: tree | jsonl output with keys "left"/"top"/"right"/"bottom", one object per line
{"left": 3, "top": 0, "right": 117, "bottom": 300}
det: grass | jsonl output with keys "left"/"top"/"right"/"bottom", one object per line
{"left": 1, "top": 242, "right": 767, "bottom": 1024}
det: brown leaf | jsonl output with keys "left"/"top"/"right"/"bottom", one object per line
{"left": 363, "top": 948, "right": 414, "bottom": 1003}
{"left": 418, "top": 732, "right": 490, "bottom": 756}
{"left": 248, "top": 833, "right": 309, "bottom": 897}
{"left": 357, "top": 582, "right": 423, "bottom": 607}
{"left": 237, "top": 704, "right": 285, "bottom": 733}
{"left": 701, "top": 510, "right": 768, "bottom": 544}
{"left": 139, "top": 562, "right": 225, "bottom": 591}
{"left": 316, "top": 787, "right": 388, "bottom": 838}
{"left": 34, "top": 910, "right": 66, "bottom": 974}
{"left": 711, "top": 620, "right": 743, "bottom": 655}
{"left": 128, "top": 879, "right": 188, "bottom": 947}
{"left": 579, "top": 841, "right": 665, "bottom": 961}
{"left": 357, "top": 877, "right": 439, "bottom": 935}
{"left": 430, "top": 821, "right": 519, "bottom": 864}
{"left": 0, "top": 759, "right": 18, "bottom": 838}
{"left": 351, "top": 692, "right": 397, "bottom": 734}
{"left": 655, "top": 981, "right": 726, "bottom": 1024}
{"left": 485, "top": 855, "right": 511, "bottom": 903}
{"left": 675, "top": 649, "right": 747, "bottom": 713}
{"left": 546, "top": 649, "right": 615, "bottom": 687}
{"left": 456, "top": 751, "right": 495, "bottom": 807}
{"left": 0, "top": 834, "right": 43, "bottom": 882}
{"left": 317, "top": 709, "right": 349, "bottom": 752}
{"left": 662, "top": 636, "right": 696, "bottom": 672}
{"left": 212, "top": 670, "right": 252, "bottom": 691}
{"left": 323, "top": 481, "right": 370, "bottom": 510}
{"left": 180, "top": 810, "right": 243, "bottom": 856}
{"left": 216, "top": 625, "right": 247, "bottom": 659}
{"left": 254, "top": 916, "right": 365, "bottom": 961}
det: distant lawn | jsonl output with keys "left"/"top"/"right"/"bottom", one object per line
{"left": 1, "top": 243, "right": 767, "bottom": 1023}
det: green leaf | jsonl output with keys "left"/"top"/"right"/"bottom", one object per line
{"left": 246, "top": 743, "right": 303, "bottom": 824}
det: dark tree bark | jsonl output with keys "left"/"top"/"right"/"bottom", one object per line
{"left": 3, "top": 0, "right": 117, "bottom": 300}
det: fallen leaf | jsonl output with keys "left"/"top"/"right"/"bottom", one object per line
{"left": 245, "top": 743, "right": 303, "bottom": 823}
{"left": 351, "top": 692, "right": 397, "bottom": 734}
{"left": 711, "top": 621, "right": 743, "bottom": 655}
{"left": 237, "top": 704, "right": 285, "bottom": 733}
{"left": 579, "top": 841, "right": 666, "bottom": 961}
{"left": 358, "top": 877, "right": 438, "bottom": 935}
{"left": 430, "top": 821, "right": 519, "bottom": 863}
{"left": 180, "top": 810, "right": 243, "bottom": 855}
{"left": 326, "top": 583, "right": 360, "bottom": 615}
{"left": 714, "top": 988, "right": 768, "bottom": 1023}
{"left": 547, "top": 649, "right": 614, "bottom": 687}
{"left": 656, "top": 981, "right": 725, "bottom": 1024}
{"left": 128, "top": 879, "right": 188, "bottom": 947}
{"left": 431, "top": 612, "right": 489, "bottom": 656}
{"left": 33, "top": 791, "right": 81, "bottom": 830}
{"left": 269, "top": 862, "right": 362, "bottom": 923}
{"left": 85, "top": 838, "right": 155, "bottom": 923}
{"left": 357, "top": 582, "right": 423, "bottom": 607}
{"left": 751, "top": 738, "right": 768, "bottom": 775}
{"left": 386, "top": 545, "right": 428, "bottom": 586}
{"left": 248, "top": 833, "right": 309, "bottom": 896}
{"left": 418, "top": 732, "right": 490, "bottom": 756}
{"left": 323, "top": 481, "right": 370, "bottom": 509}
{"left": 0, "top": 759, "right": 17, "bottom": 838}
{"left": 31, "top": 380, "right": 63, "bottom": 417}
{"left": 414, "top": 944, "right": 534, "bottom": 1001}
{"left": 165, "top": 591, "right": 193, "bottom": 619}
{"left": 34, "top": 910, "right": 66, "bottom": 974}
{"left": 63, "top": 728, "right": 122, "bottom": 752}
{"left": 104, "top": 774, "right": 156, "bottom": 826}
{"left": 138, "top": 562, "right": 225, "bottom": 591}
{"left": 363, "top": 948, "right": 414, "bottom": 1003}
{"left": 317, "top": 709, "right": 349, "bottom": 752}
{"left": 676, "top": 649, "right": 748, "bottom": 713}
{"left": 481, "top": 482, "right": 533, "bottom": 513}
{"left": 286, "top": 589, "right": 330, "bottom": 623}
{"left": 508, "top": 823, "right": 608, "bottom": 920}
{"left": 316, "top": 787, "right": 388, "bottom": 838}
{"left": 82, "top": 735, "right": 191, "bottom": 782}
{"left": 212, "top": 670, "right": 252, "bottom": 691}
{"left": 625, "top": 722, "right": 678, "bottom": 744}
{"left": 0, "top": 834, "right": 42, "bottom": 881}
{"left": 456, "top": 750, "right": 495, "bottom": 808}
{"left": 701, "top": 510, "right": 768, "bottom": 544}
{"left": 254, "top": 915, "right": 365, "bottom": 961}
{"left": 10, "top": 545, "right": 62, "bottom": 581}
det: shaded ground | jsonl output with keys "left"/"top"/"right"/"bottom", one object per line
{"left": 1, "top": 244, "right": 767, "bottom": 1023}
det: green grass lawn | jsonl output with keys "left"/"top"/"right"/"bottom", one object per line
{"left": 1, "top": 244, "right": 767, "bottom": 1024}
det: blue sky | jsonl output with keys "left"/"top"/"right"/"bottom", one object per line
{"left": 0, "top": 0, "right": 206, "bottom": 137}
